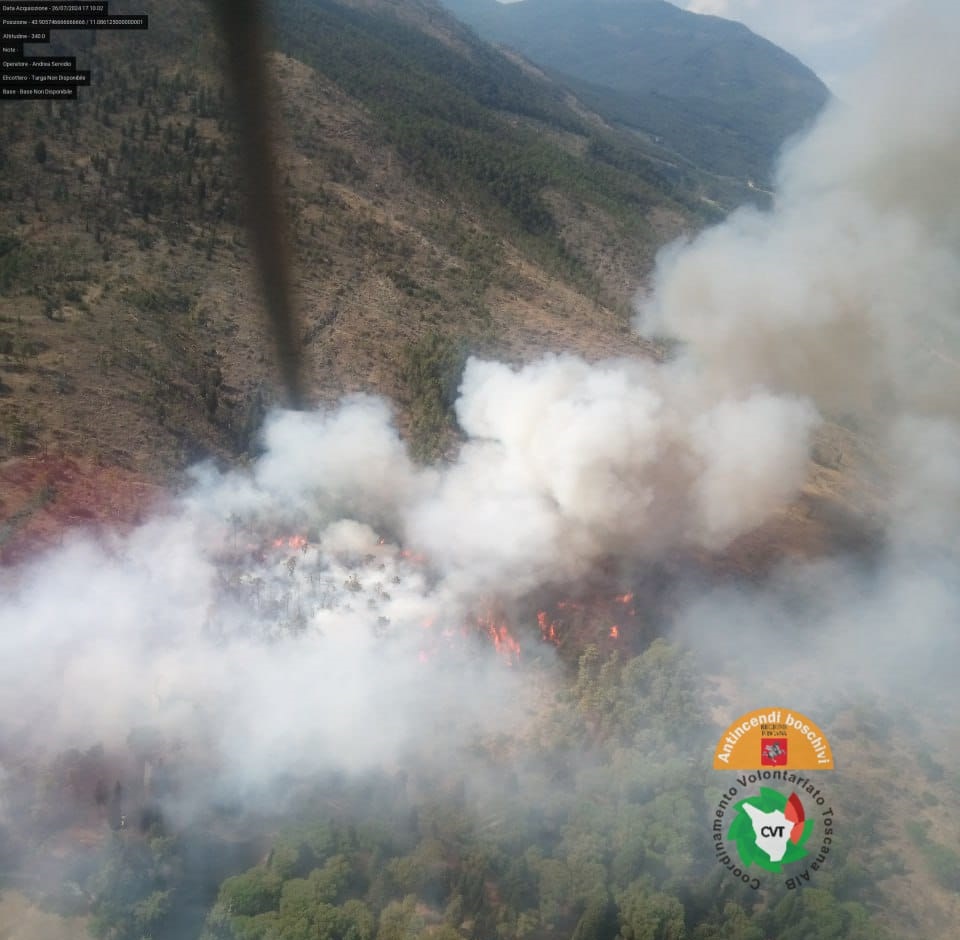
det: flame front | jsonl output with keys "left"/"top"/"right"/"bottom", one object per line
{"left": 537, "top": 610, "right": 560, "bottom": 645}
{"left": 236, "top": 527, "right": 636, "bottom": 667}
{"left": 476, "top": 611, "right": 521, "bottom": 666}
{"left": 272, "top": 534, "right": 308, "bottom": 551}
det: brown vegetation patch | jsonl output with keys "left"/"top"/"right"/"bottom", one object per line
{"left": 0, "top": 456, "right": 164, "bottom": 566}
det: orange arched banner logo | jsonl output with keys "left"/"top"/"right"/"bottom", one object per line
{"left": 713, "top": 708, "right": 834, "bottom": 770}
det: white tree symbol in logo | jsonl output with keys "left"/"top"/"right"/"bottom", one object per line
{"left": 728, "top": 788, "right": 814, "bottom": 873}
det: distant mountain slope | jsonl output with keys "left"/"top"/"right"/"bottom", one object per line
{"left": 2, "top": 0, "right": 736, "bottom": 476}
{"left": 439, "top": 0, "right": 830, "bottom": 181}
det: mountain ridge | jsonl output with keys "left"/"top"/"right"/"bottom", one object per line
{"left": 0, "top": 0, "right": 722, "bottom": 478}
{"left": 438, "top": 0, "right": 830, "bottom": 182}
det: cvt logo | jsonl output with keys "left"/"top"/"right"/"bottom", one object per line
{"left": 728, "top": 788, "right": 814, "bottom": 873}
{"left": 712, "top": 709, "right": 835, "bottom": 890}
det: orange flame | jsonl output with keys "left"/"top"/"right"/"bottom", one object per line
{"left": 615, "top": 592, "right": 634, "bottom": 604}
{"left": 477, "top": 611, "right": 521, "bottom": 665}
{"left": 490, "top": 623, "right": 521, "bottom": 664}
{"left": 537, "top": 610, "right": 559, "bottom": 645}
{"left": 609, "top": 625, "right": 619, "bottom": 639}
{"left": 272, "top": 534, "right": 307, "bottom": 550}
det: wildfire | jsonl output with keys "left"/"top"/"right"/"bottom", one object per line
{"left": 476, "top": 611, "right": 521, "bottom": 666}
{"left": 272, "top": 534, "right": 308, "bottom": 551}
{"left": 490, "top": 624, "right": 521, "bottom": 665}
{"left": 533, "top": 588, "right": 638, "bottom": 649}
{"left": 537, "top": 610, "right": 560, "bottom": 645}
{"left": 243, "top": 525, "right": 648, "bottom": 669}
{"left": 229, "top": 526, "right": 556, "bottom": 671}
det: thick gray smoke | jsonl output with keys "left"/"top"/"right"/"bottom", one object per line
{"left": 410, "top": 356, "right": 816, "bottom": 591}
{"left": 640, "top": 0, "right": 960, "bottom": 422}
{"left": 640, "top": 0, "right": 960, "bottom": 708}
{"left": 1, "top": 0, "right": 958, "bottom": 830}
{"left": 0, "top": 364, "right": 816, "bottom": 804}
{"left": 0, "top": 452, "right": 527, "bottom": 808}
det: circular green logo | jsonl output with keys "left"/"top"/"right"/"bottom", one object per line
{"left": 727, "top": 788, "right": 815, "bottom": 873}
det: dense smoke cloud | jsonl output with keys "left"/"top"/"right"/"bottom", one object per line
{"left": 407, "top": 356, "right": 816, "bottom": 593}
{"left": 639, "top": 0, "right": 960, "bottom": 421}
{"left": 643, "top": 0, "right": 960, "bottom": 709}
{"left": 0, "top": 467, "right": 530, "bottom": 805}
{"left": 0, "top": 352, "right": 817, "bottom": 799}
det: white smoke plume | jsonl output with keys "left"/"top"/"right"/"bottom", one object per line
{"left": 408, "top": 355, "right": 816, "bottom": 593}
{"left": 0, "top": 457, "right": 524, "bottom": 805}
{"left": 0, "top": 357, "right": 816, "bottom": 802}
{"left": 639, "top": 0, "right": 960, "bottom": 422}
{"left": 642, "top": 0, "right": 960, "bottom": 714}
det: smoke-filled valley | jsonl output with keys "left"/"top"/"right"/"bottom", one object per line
{"left": 1, "top": 1, "right": 960, "bottom": 939}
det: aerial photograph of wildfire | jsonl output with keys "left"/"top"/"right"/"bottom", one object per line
{"left": 0, "top": 0, "right": 958, "bottom": 938}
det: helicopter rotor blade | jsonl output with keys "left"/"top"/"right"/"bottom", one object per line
{"left": 210, "top": 0, "right": 305, "bottom": 409}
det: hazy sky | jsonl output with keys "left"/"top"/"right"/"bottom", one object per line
{"left": 677, "top": 0, "right": 912, "bottom": 91}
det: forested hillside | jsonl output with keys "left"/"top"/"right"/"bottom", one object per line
{"left": 6, "top": 639, "right": 940, "bottom": 940}
{"left": 0, "top": 0, "right": 743, "bottom": 480}
{"left": 439, "top": 0, "right": 830, "bottom": 183}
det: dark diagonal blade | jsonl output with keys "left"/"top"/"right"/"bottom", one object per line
{"left": 211, "top": 0, "right": 304, "bottom": 409}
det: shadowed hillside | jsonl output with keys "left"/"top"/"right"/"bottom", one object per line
{"left": 439, "top": 0, "right": 830, "bottom": 182}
